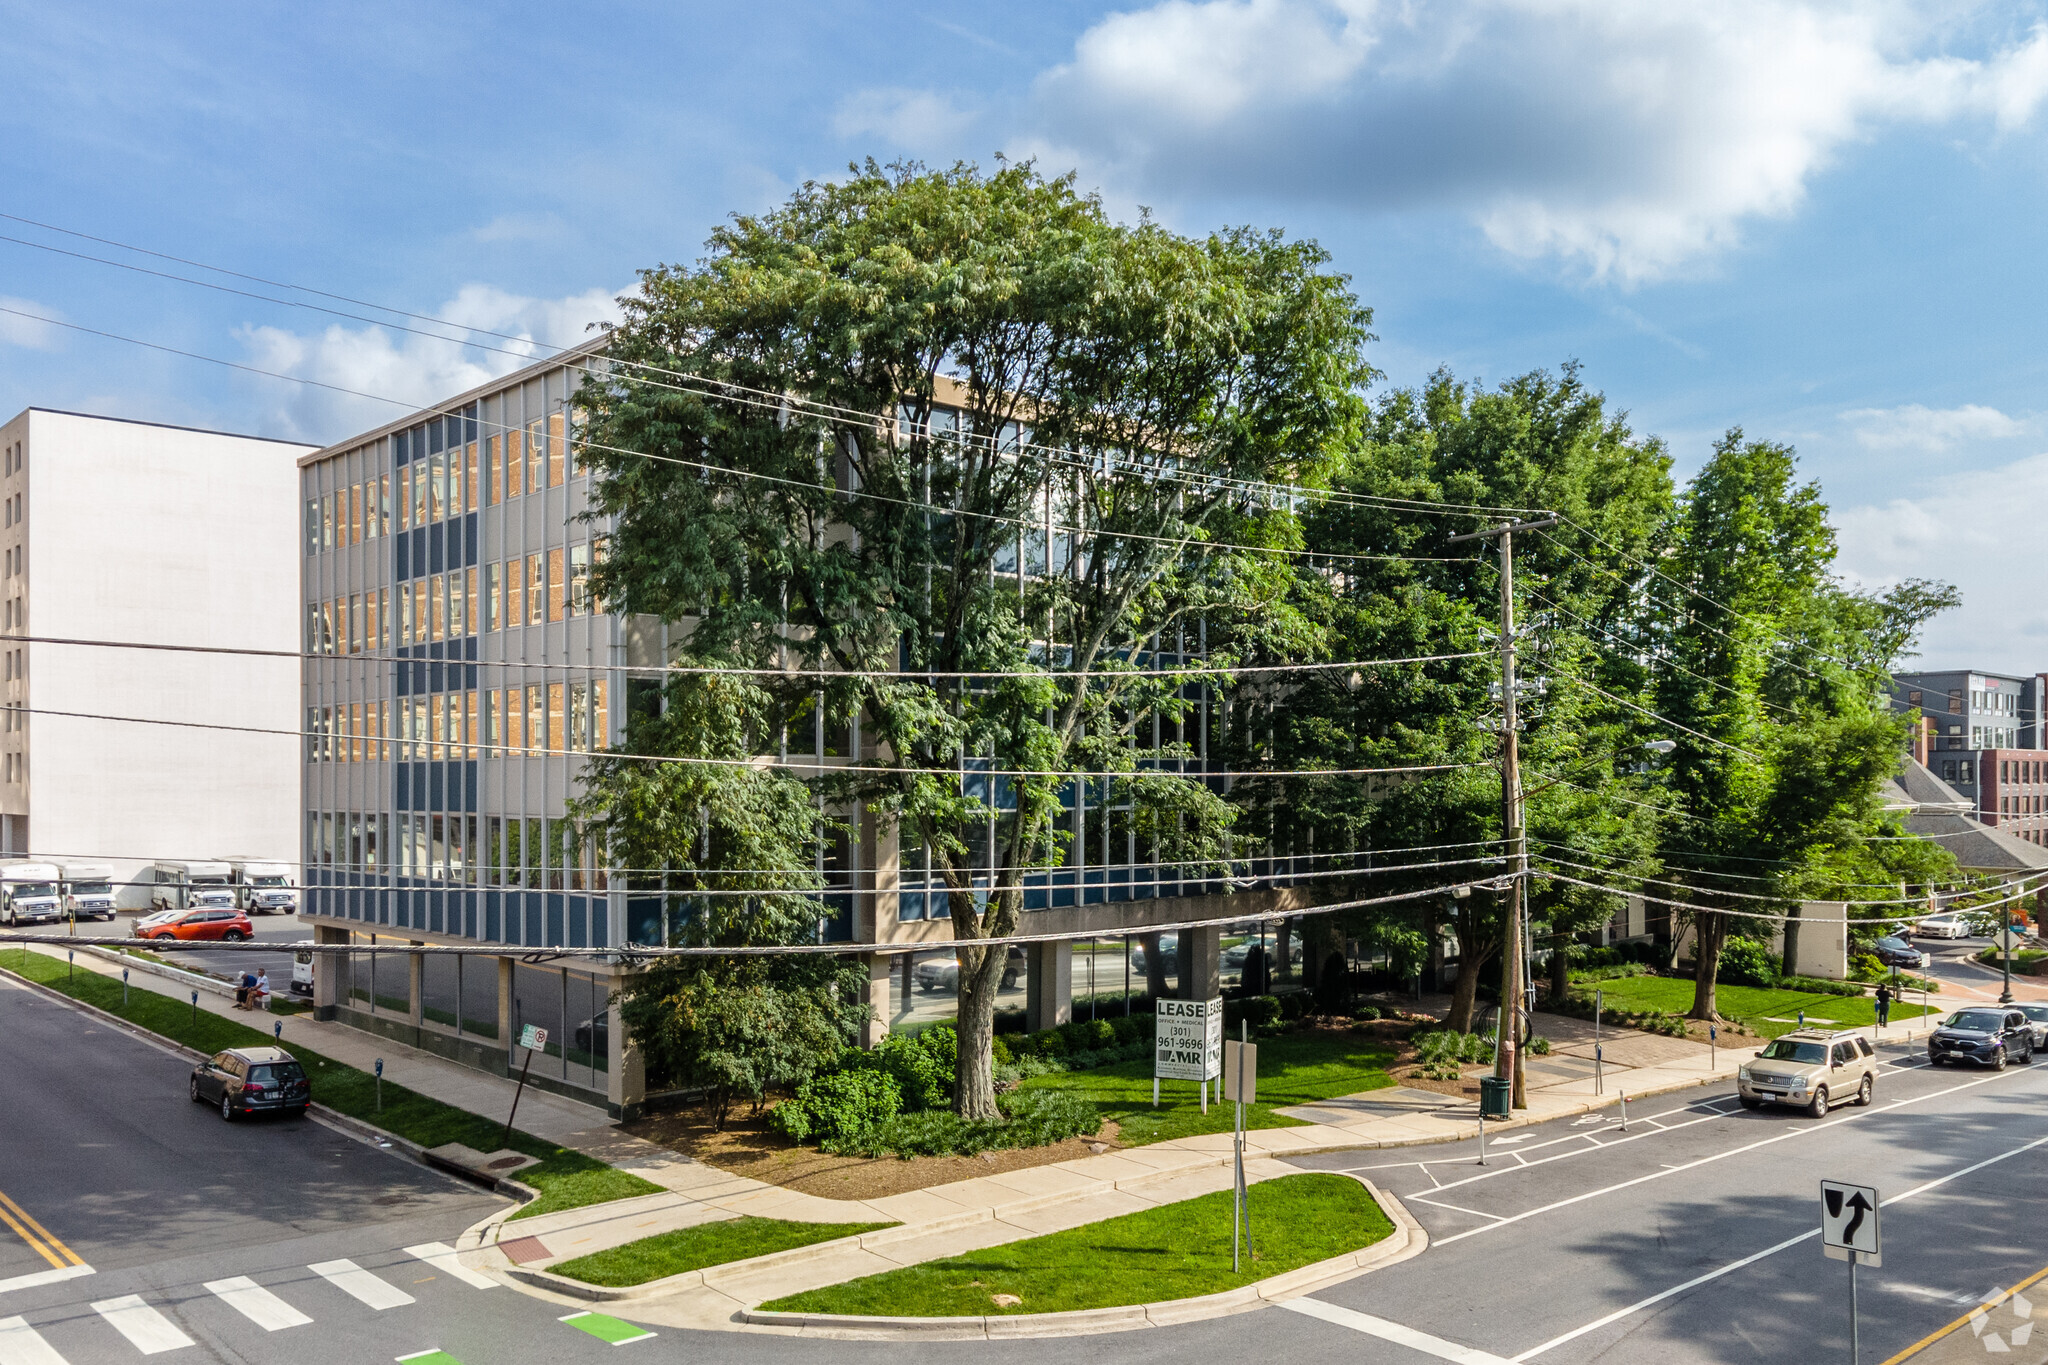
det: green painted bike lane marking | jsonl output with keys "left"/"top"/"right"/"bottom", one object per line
{"left": 396, "top": 1351, "right": 464, "bottom": 1365}
{"left": 558, "top": 1311, "right": 657, "bottom": 1346}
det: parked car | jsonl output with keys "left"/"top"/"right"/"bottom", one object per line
{"left": 1736, "top": 1029, "right": 1880, "bottom": 1116}
{"left": 913, "top": 947, "right": 1024, "bottom": 993}
{"left": 1130, "top": 942, "right": 1178, "bottom": 977}
{"left": 2013, "top": 1003, "right": 2048, "bottom": 1051}
{"left": 189, "top": 1046, "right": 310, "bottom": 1120}
{"left": 1929, "top": 1008, "right": 2036, "bottom": 1069}
{"left": 1913, "top": 911, "right": 1975, "bottom": 940}
{"left": 1868, "top": 936, "right": 1930, "bottom": 971}
{"left": 137, "top": 907, "right": 253, "bottom": 941}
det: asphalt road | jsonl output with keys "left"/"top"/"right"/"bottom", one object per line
{"left": 65, "top": 915, "right": 306, "bottom": 991}
{"left": 5, "top": 967, "right": 2045, "bottom": 1365}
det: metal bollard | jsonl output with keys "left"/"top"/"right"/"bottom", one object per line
{"left": 1478, "top": 1102, "right": 1487, "bottom": 1166}
{"left": 1620, "top": 1091, "right": 1629, "bottom": 1131}
{"left": 375, "top": 1057, "right": 384, "bottom": 1112}
{"left": 191, "top": 991, "right": 198, "bottom": 1028}
{"left": 122, "top": 968, "right": 129, "bottom": 1008}
{"left": 1594, "top": 1043, "right": 1603, "bottom": 1096}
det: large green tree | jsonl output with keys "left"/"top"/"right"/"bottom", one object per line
{"left": 578, "top": 161, "right": 1374, "bottom": 1118}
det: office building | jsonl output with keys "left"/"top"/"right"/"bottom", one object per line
{"left": 0, "top": 408, "right": 309, "bottom": 897}
{"left": 1894, "top": 669, "right": 2048, "bottom": 838}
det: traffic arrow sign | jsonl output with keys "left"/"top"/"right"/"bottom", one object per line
{"left": 1821, "top": 1179, "right": 1881, "bottom": 1265}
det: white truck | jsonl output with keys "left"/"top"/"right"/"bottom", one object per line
{"left": 147, "top": 860, "right": 237, "bottom": 913}
{"left": 58, "top": 863, "right": 118, "bottom": 922}
{"left": 0, "top": 862, "right": 64, "bottom": 926}
{"left": 222, "top": 858, "right": 298, "bottom": 915}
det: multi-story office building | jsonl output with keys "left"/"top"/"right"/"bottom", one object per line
{"left": 0, "top": 408, "right": 308, "bottom": 894}
{"left": 300, "top": 349, "right": 1362, "bottom": 1116}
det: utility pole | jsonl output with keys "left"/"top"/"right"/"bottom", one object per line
{"left": 1450, "top": 515, "right": 1558, "bottom": 1110}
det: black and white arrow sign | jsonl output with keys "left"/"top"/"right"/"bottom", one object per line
{"left": 1821, "top": 1179, "right": 1882, "bottom": 1265}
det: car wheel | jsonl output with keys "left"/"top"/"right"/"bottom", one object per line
{"left": 1739, "top": 1096, "right": 1763, "bottom": 1110}
{"left": 189, "top": 1077, "right": 203, "bottom": 1104}
{"left": 222, "top": 930, "right": 247, "bottom": 942}
{"left": 1995, "top": 1048, "right": 2009, "bottom": 1071}
{"left": 219, "top": 1094, "right": 236, "bottom": 1122}
{"left": 1807, "top": 1086, "right": 1829, "bottom": 1118}
{"left": 1002, "top": 970, "right": 1019, "bottom": 988}
{"left": 1857, "top": 1074, "right": 1874, "bottom": 1106}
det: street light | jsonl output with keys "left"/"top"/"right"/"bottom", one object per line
{"left": 2002, "top": 900, "right": 2015, "bottom": 1005}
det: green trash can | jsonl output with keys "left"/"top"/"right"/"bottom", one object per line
{"left": 1479, "top": 1076, "right": 1512, "bottom": 1119}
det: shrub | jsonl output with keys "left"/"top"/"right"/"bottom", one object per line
{"left": 1225, "top": 995, "right": 1282, "bottom": 1031}
{"left": 1414, "top": 1029, "right": 1496, "bottom": 1066}
{"left": 1718, "top": 938, "right": 1781, "bottom": 987}
{"left": 990, "top": 1034, "right": 1013, "bottom": 1066}
{"left": 1352, "top": 1005, "right": 1382, "bottom": 1022}
{"left": 1279, "top": 992, "right": 1310, "bottom": 1022}
{"left": 1778, "top": 975, "right": 1863, "bottom": 997}
{"left": 768, "top": 1070, "right": 902, "bottom": 1145}
{"left": 1847, "top": 953, "right": 1885, "bottom": 982}
{"left": 1572, "top": 962, "right": 1652, "bottom": 984}
{"left": 1314, "top": 952, "right": 1350, "bottom": 1015}
{"left": 1528, "top": 1036, "right": 1551, "bottom": 1055}
{"left": 827, "top": 1087, "right": 1101, "bottom": 1158}
{"left": 841, "top": 1034, "right": 951, "bottom": 1111}
{"left": 1081, "top": 1018, "right": 1117, "bottom": 1049}
{"left": 1108, "top": 1015, "right": 1142, "bottom": 1044}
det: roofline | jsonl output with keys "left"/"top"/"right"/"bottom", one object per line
{"left": 1895, "top": 670, "right": 2043, "bottom": 682}
{"left": 296, "top": 334, "right": 611, "bottom": 469}
{"left": 16, "top": 407, "right": 316, "bottom": 449}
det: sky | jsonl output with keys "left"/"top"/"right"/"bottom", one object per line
{"left": 4, "top": 0, "right": 2048, "bottom": 672}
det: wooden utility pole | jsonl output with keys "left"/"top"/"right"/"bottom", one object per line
{"left": 1449, "top": 515, "right": 1557, "bottom": 1109}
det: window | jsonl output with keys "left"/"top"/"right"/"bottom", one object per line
{"left": 548, "top": 548, "right": 566, "bottom": 622}
{"left": 485, "top": 689, "right": 501, "bottom": 752}
{"left": 368, "top": 474, "right": 386, "bottom": 539}
{"left": 569, "top": 544, "right": 591, "bottom": 615}
{"left": 526, "top": 420, "right": 547, "bottom": 491}
{"left": 447, "top": 572, "right": 465, "bottom": 640}
{"left": 527, "top": 554, "right": 546, "bottom": 625}
{"left": 1908, "top": 689, "right": 1923, "bottom": 705}
{"left": 412, "top": 459, "right": 429, "bottom": 527}
{"left": 527, "top": 684, "right": 546, "bottom": 752}
{"left": 465, "top": 439, "right": 479, "bottom": 515}
{"left": 465, "top": 566, "right": 479, "bottom": 637}
{"left": 507, "top": 429, "right": 526, "bottom": 500}
{"left": 547, "top": 683, "right": 566, "bottom": 753}
{"left": 509, "top": 558, "right": 528, "bottom": 626}
{"left": 548, "top": 412, "right": 566, "bottom": 487}
{"left": 506, "top": 686, "right": 526, "bottom": 753}
{"left": 397, "top": 465, "right": 413, "bottom": 531}
{"left": 486, "top": 562, "right": 501, "bottom": 631}
{"left": 1950, "top": 690, "right": 1964, "bottom": 714}
{"left": 488, "top": 434, "right": 503, "bottom": 506}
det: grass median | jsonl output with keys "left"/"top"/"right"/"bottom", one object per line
{"left": 760, "top": 1172, "right": 1392, "bottom": 1316}
{"left": 1017, "top": 1027, "right": 1398, "bottom": 1145}
{"left": 1587, "top": 975, "right": 1937, "bottom": 1038}
{"left": 0, "top": 948, "right": 659, "bottom": 1221}
{"left": 551, "top": 1216, "right": 898, "bottom": 1287}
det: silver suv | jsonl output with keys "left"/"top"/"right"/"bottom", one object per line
{"left": 1736, "top": 1029, "right": 1879, "bottom": 1116}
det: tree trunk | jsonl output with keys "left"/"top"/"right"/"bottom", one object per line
{"left": 953, "top": 937, "right": 1007, "bottom": 1120}
{"left": 1548, "top": 928, "right": 1571, "bottom": 1001}
{"left": 1691, "top": 910, "right": 1728, "bottom": 1022}
{"left": 1424, "top": 909, "right": 1444, "bottom": 994}
{"left": 1140, "top": 932, "right": 1169, "bottom": 999}
{"left": 1447, "top": 950, "right": 1483, "bottom": 1033}
{"left": 1781, "top": 904, "right": 1802, "bottom": 979}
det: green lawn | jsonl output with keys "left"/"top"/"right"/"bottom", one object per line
{"left": 0, "top": 950, "right": 659, "bottom": 1221}
{"left": 1586, "top": 975, "right": 1935, "bottom": 1039}
{"left": 551, "top": 1216, "right": 898, "bottom": 1287}
{"left": 761, "top": 1172, "right": 1392, "bottom": 1316}
{"left": 1018, "top": 1028, "right": 1397, "bottom": 1146}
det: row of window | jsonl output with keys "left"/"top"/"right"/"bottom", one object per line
{"left": 305, "top": 413, "right": 575, "bottom": 556}
{"left": 2001, "top": 793, "right": 2047, "bottom": 816}
{"left": 306, "top": 681, "right": 610, "bottom": 762}
{"left": 306, "top": 547, "right": 600, "bottom": 654}
{"left": 307, "top": 809, "right": 610, "bottom": 891}
{"left": 1973, "top": 726, "right": 2017, "bottom": 749}
{"left": 2000, "top": 759, "right": 2047, "bottom": 785}
{"left": 3, "top": 648, "right": 22, "bottom": 682}
{"left": 5, "top": 546, "right": 22, "bottom": 578}
{"left": 2, "top": 598, "right": 20, "bottom": 631}
{"left": 3, "top": 752, "right": 20, "bottom": 784}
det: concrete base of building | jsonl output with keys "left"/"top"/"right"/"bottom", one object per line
{"left": 326, "top": 1004, "right": 627, "bottom": 1117}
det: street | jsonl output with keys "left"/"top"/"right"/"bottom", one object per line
{"left": 5, "top": 964, "right": 2044, "bottom": 1365}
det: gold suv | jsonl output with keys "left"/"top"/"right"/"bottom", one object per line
{"left": 1736, "top": 1029, "right": 1879, "bottom": 1116}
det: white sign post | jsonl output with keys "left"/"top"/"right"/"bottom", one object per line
{"left": 1154, "top": 997, "right": 1224, "bottom": 1111}
{"left": 1224, "top": 1031, "right": 1258, "bottom": 1272}
{"left": 1822, "top": 1180, "right": 1880, "bottom": 1364}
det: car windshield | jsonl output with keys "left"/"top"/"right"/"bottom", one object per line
{"left": 1875, "top": 937, "right": 1909, "bottom": 951}
{"left": 1948, "top": 1012, "right": 2006, "bottom": 1031}
{"left": 69, "top": 881, "right": 112, "bottom": 896}
{"left": 252, "top": 876, "right": 287, "bottom": 887}
{"left": 2020, "top": 1006, "right": 2048, "bottom": 1021}
{"left": 7, "top": 883, "right": 54, "bottom": 898}
{"left": 246, "top": 1064, "right": 303, "bottom": 1085}
{"left": 1759, "top": 1040, "right": 1827, "bottom": 1063}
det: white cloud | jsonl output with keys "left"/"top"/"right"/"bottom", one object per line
{"left": 1841, "top": 402, "right": 2025, "bottom": 452}
{"left": 833, "top": 88, "right": 978, "bottom": 148}
{"left": 1834, "top": 449, "right": 2048, "bottom": 670}
{"left": 1011, "top": 1, "right": 2048, "bottom": 281}
{"left": 0, "top": 298, "right": 63, "bottom": 350}
{"left": 237, "top": 284, "right": 625, "bottom": 443}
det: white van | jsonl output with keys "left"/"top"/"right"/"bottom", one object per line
{"left": 0, "top": 862, "right": 64, "bottom": 926}
{"left": 290, "top": 950, "right": 314, "bottom": 997}
{"left": 221, "top": 858, "right": 298, "bottom": 915}
{"left": 147, "top": 861, "right": 236, "bottom": 913}
{"left": 58, "top": 863, "right": 117, "bottom": 922}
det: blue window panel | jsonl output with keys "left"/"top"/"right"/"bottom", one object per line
{"left": 428, "top": 418, "right": 444, "bottom": 455}
{"left": 411, "top": 525, "right": 426, "bottom": 576}
{"left": 430, "top": 890, "right": 445, "bottom": 935}
{"left": 546, "top": 894, "right": 564, "bottom": 946}
{"left": 590, "top": 900, "right": 608, "bottom": 949}
{"left": 568, "top": 897, "right": 587, "bottom": 949}
{"left": 428, "top": 764, "right": 444, "bottom": 809}
{"left": 394, "top": 532, "right": 409, "bottom": 582}
{"left": 347, "top": 888, "right": 361, "bottom": 918}
{"left": 428, "top": 659, "right": 444, "bottom": 693}
{"left": 1108, "top": 867, "right": 1131, "bottom": 903}
{"left": 526, "top": 896, "right": 542, "bottom": 946}
{"left": 1052, "top": 868, "right": 1077, "bottom": 909}
{"left": 822, "top": 893, "right": 854, "bottom": 943}
{"left": 485, "top": 891, "right": 500, "bottom": 942}
{"left": 897, "top": 890, "right": 924, "bottom": 922}
{"left": 626, "top": 896, "right": 662, "bottom": 946}
{"left": 1083, "top": 869, "right": 1106, "bottom": 906}
{"left": 464, "top": 513, "right": 479, "bottom": 568}
{"left": 429, "top": 521, "right": 444, "bottom": 575}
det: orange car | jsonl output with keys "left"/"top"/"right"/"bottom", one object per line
{"left": 135, "top": 907, "right": 253, "bottom": 941}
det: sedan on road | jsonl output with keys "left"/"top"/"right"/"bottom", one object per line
{"left": 137, "top": 907, "right": 253, "bottom": 941}
{"left": 1928, "top": 1008, "right": 2036, "bottom": 1069}
{"left": 190, "top": 1045, "right": 310, "bottom": 1120}
{"left": 914, "top": 947, "right": 1024, "bottom": 993}
{"left": 1914, "top": 912, "right": 1976, "bottom": 939}
{"left": 1868, "top": 935, "right": 1930, "bottom": 971}
{"left": 2013, "top": 1002, "right": 2048, "bottom": 1051}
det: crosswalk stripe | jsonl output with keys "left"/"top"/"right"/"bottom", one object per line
{"left": 402, "top": 1244, "right": 497, "bottom": 1290}
{"left": 92, "top": 1296, "right": 193, "bottom": 1355}
{"left": 308, "top": 1260, "right": 415, "bottom": 1311}
{"left": 0, "top": 1317, "right": 67, "bottom": 1365}
{"left": 204, "top": 1277, "right": 311, "bottom": 1331}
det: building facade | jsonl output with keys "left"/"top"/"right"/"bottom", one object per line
{"left": 1893, "top": 669, "right": 2048, "bottom": 824}
{"left": 299, "top": 352, "right": 1368, "bottom": 1116}
{"left": 0, "top": 408, "right": 308, "bottom": 896}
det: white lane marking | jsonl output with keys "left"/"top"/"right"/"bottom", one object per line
{"left": 1409, "top": 1197, "right": 1507, "bottom": 1223}
{"left": 1437, "top": 1067, "right": 2030, "bottom": 1246}
{"left": 92, "top": 1296, "right": 193, "bottom": 1355}
{"left": 1510, "top": 1130, "right": 2048, "bottom": 1361}
{"left": 0, "top": 1317, "right": 67, "bottom": 1365}
{"left": 0, "top": 1266, "right": 93, "bottom": 1296}
{"left": 1492, "top": 1134, "right": 1535, "bottom": 1147}
{"left": 403, "top": 1244, "right": 498, "bottom": 1290}
{"left": 1280, "top": 1298, "right": 1513, "bottom": 1363}
{"left": 204, "top": 1277, "right": 311, "bottom": 1331}
{"left": 308, "top": 1260, "right": 415, "bottom": 1311}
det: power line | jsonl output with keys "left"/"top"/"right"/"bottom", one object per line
{"left": 1535, "top": 867, "right": 2047, "bottom": 925}
{"left": 1533, "top": 852, "right": 1949, "bottom": 909}
{"left": 1530, "top": 838, "right": 1976, "bottom": 891}
{"left": 1526, "top": 592, "right": 1799, "bottom": 720}
{"left": 1547, "top": 670, "right": 1765, "bottom": 759}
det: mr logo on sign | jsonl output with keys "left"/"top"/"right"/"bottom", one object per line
{"left": 1821, "top": 1180, "right": 1881, "bottom": 1266}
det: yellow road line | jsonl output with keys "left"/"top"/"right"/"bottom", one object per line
{"left": 0, "top": 1197, "right": 63, "bottom": 1271}
{"left": 0, "top": 1189, "right": 80, "bottom": 1268}
{"left": 1879, "top": 1261, "right": 2048, "bottom": 1365}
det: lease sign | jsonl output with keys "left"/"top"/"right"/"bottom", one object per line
{"left": 1155, "top": 997, "right": 1223, "bottom": 1081}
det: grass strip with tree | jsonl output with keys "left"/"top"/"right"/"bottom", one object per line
{"left": 0, "top": 949, "right": 659, "bottom": 1220}
{"left": 549, "top": 1215, "right": 899, "bottom": 1287}
{"left": 1018, "top": 1028, "right": 1398, "bottom": 1146}
{"left": 760, "top": 1172, "right": 1393, "bottom": 1316}
{"left": 1584, "top": 974, "right": 1935, "bottom": 1039}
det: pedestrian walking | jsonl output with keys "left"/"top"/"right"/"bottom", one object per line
{"left": 1874, "top": 982, "right": 1892, "bottom": 1029}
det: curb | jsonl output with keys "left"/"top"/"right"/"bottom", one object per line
{"left": 733, "top": 1175, "right": 1425, "bottom": 1339}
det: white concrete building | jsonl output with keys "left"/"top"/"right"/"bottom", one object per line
{"left": 0, "top": 409, "right": 312, "bottom": 903}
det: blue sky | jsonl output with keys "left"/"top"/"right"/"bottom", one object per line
{"left": 6, "top": 1, "right": 2048, "bottom": 670}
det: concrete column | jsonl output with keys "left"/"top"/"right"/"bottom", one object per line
{"left": 606, "top": 972, "right": 644, "bottom": 1119}
{"left": 407, "top": 944, "right": 424, "bottom": 1030}
{"left": 861, "top": 954, "right": 892, "bottom": 1048}
{"left": 313, "top": 924, "right": 345, "bottom": 1019}
{"left": 496, "top": 954, "right": 514, "bottom": 1056}
{"left": 1179, "top": 925, "right": 1221, "bottom": 1002}
{"left": 1794, "top": 901, "right": 1849, "bottom": 980}
{"left": 1025, "top": 940, "right": 1072, "bottom": 1033}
